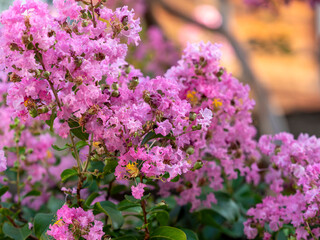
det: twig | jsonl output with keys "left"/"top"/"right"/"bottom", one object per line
{"left": 140, "top": 175, "right": 149, "bottom": 240}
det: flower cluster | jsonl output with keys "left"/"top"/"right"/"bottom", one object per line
{"left": 158, "top": 42, "right": 260, "bottom": 210}
{"left": 245, "top": 133, "right": 320, "bottom": 239}
{"left": 0, "top": 0, "right": 214, "bottom": 202}
{"left": 47, "top": 205, "right": 104, "bottom": 240}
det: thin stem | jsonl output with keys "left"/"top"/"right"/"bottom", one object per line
{"left": 83, "top": 133, "right": 94, "bottom": 172}
{"left": 140, "top": 175, "right": 149, "bottom": 240}
{"left": 305, "top": 219, "right": 317, "bottom": 240}
{"left": 90, "top": 0, "right": 97, "bottom": 28}
{"left": 16, "top": 143, "right": 21, "bottom": 207}
{"left": 70, "top": 133, "right": 82, "bottom": 172}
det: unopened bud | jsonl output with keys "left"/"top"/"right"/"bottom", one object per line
{"left": 112, "top": 82, "right": 119, "bottom": 90}
{"left": 82, "top": 20, "right": 89, "bottom": 27}
{"left": 43, "top": 71, "right": 51, "bottom": 78}
{"left": 192, "top": 160, "right": 203, "bottom": 170}
{"left": 128, "top": 77, "right": 139, "bottom": 90}
{"left": 186, "top": 147, "right": 194, "bottom": 155}
{"left": 81, "top": 12, "right": 88, "bottom": 19}
{"left": 189, "top": 112, "right": 197, "bottom": 121}
{"left": 192, "top": 124, "right": 202, "bottom": 131}
{"left": 143, "top": 90, "right": 151, "bottom": 103}
{"left": 111, "top": 90, "right": 120, "bottom": 97}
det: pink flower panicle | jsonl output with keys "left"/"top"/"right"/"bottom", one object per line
{"left": 47, "top": 205, "right": 104, "bottom": 240}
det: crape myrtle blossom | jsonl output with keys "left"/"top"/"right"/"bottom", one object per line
{"left": 244, "top": 133, "right": 320, "bottom": 239}
{"left": 0, "top": 0, "right": 214, "bottom": 204}
{"left": 160, "top": 42, "right": 260, "bottom": 210}
{"left": 47, "top": 205, "right": 104, "bottom": 240}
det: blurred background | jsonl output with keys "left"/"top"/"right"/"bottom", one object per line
{"left": 0, "top": 0, "right": 319, "bottom": 137}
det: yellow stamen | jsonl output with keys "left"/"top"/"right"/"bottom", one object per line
{"left": 126, "top": 162, "right": 139, "bottom": 178}
{"left": 53, "top": 219, "right": 63, "bottom": 227}
{"left": 212, "top": 98, "right": 222, "bottom": 110}
{"left": 186, "top": 90, "right": 198, "bottom": 105}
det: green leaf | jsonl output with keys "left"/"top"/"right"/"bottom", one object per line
{"left": 34, "top": 213, "right": 55, "bottom": 238}
{"left": 195, "top": 209, "right": 239, "bottom": 238}
{"left": 45, "top": 111, "right": 56, "bottom": 132}
{"left": 52, "top": 144, "right": 69, "bottom": 151}
{"left": 211, "top": 192, "right": 240, "bottom": 222}
{"left": 110, "top": 185, "right": 127, "bottom": 195}
{"left": 94, "top": 201, "right": 124, "bottom": 229}
{"left": 76, "top": 140, "right": 88, "bottom": 150}
{"left": 117, "top": 200, "right": 141, "bottom": 212}
{"left": 124, "top": 195, "right": 140, "bottom": 203}
{"left": 114, "top": 237, "right": 138, "bottom": 240}
{"left": 104, "top": 158, "right": 118, "bottom": 174}
{"left": 68, "top": 118, "right": 89, "bottom": 141}
{"left": 150, "top": 226, "right": 187, "bottom": 240}
{"left": 170, "top": 175, "right": 180, "bottom": 182}
{"left": 85, "top": 192, "right": 100, "bottom": 207}
{"left": 141, "top": 132, "right": 174, "bottom": 146}
{"left": 180, "top": 229, "right": 199, "bottom": 240}
{"left": 3, "top": 223, "right": 31, "bottom": 240}
{"left": 155, "top": 210, "right": 169, "bottom": 226}
{"left": 23, "top": 190, "right": 41, "bottom": 199}
{"left": 61, "top": 168, "right": 78, "bottom": 182}
{"left": 0, "top": 186, "right": 9, "bottom": 197}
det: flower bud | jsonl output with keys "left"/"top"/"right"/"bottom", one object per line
{"left": 192, "top": 160, "right": 203, "bottom": 170}
{"left": 111, "top": 90, "right": 120, "bottom": 97}
{"left": 128, "top": 77, "right": 139, "bottom": 90}
{"left": 192, "top": 124, "right": 202, "bottom": 131}
{"left": 186, "top": 146, "right": 195, "bottom": 155}
{"left": 189, "top": 112, "right": 197, "bottom": 121}
{"left": 43, "top": 71, "right": 51, "bottom": 78}
{"left": 112, "top": 82, "right": 119, "bottom": 90}
{"left": 81, "top": 12, "right": 88, "bottom": 19}
{"left": 82, "top": 20, "right": 89, "bottom": 27}
{"left": 143, "top": 90, "right": 151, "bottom": 103}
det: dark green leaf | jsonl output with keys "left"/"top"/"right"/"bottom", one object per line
{"left": 94, "top": 201, "right": 124, "bottom": 229}
{"left": 180, "top": 229, "right": 199, "bottom": 240}
{"left": 34, "top": 213, "right": 55, "bottom": 238}
{"left": 170, "top": 175, "right": 180, "bottom": 182}
{"left": 61, "top": 168, "right": 78, "bottom": 182}
{"left": 114, "top": 237, "right": 138, "bottom": 240}
{"left": 211, "top": 192, "right": 240, "bottom": 222}
{"left": 104, "top": 158, "right": 118, "bottom": 174}
{"left": 23, "top": 190, "right": 41, "bottom": 199}
{"left": 117, "top": 200, "right": 141, "bottom": 212}
{"left": 110, "top": 185, "right": 127, "bottom": 195}
{"left": 155, "top": 210, "right": 169, "bottom": 226}
{"left": 52, "top": 144, "right": 69, "bottom": 151}
{"left": 141, "top": 132, "right": 174, "bottom": 146}
{"left": 0, "top": 186, "right": 9, "bottom": 197}
{"left": 150, "top": 226, "right": 187, "bottom": 240}
{"left": 124, "top": 195, "right": 140, "bottom": 204}
{"left": 76, "top": 140, "right": 88, "bottom": 150}
{"left": 3, "top": 223, "right": 31, "bottom": 240}
{"left": 85, "top": 192, "right": 100, "bottom": 207}
{"left": 68, "top": 118, "right": 89, "bottom": 141}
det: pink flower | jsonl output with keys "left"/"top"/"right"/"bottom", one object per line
{"left": 0, "top": 150, "right": 6, "bottom": 172}
{"left": 131, "top": 183, "right": 147, "bottom": 200}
